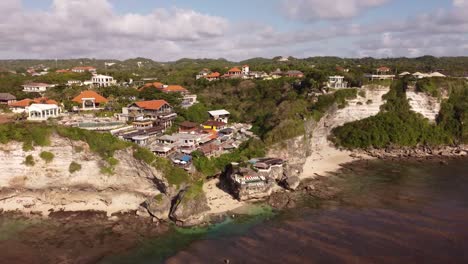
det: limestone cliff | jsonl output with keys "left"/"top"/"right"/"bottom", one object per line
{"left": 269, "top": 85, "right": 390, "bottom": 172}
{"left": 0, "top": 134, "right": 167, "bottom": 217}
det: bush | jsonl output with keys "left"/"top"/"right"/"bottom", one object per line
{"left": 100, "top": 166, "right": 114, "bottom": 175}
{"left": 24, "top": 155, "right": 35, "bottom": 166}
{"left": 39, "top": 151, "right": 54, "bottom": 163}
{"left": 106, "top": 157, "right": 119, "bottom": 167}
{"left": 69, "top": 162, "right": 82, "bottom": 173}
{"left": 133, "top": 147, "right": 156, "bottom": 164}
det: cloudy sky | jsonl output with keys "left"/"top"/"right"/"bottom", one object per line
{"left": 0, "top": 0, "right": 467, "bottom": 61}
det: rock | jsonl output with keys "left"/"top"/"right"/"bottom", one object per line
{"left": 267, "top": 192, "right": 291, "bottom": 209}
{"left": 169, "top": 189, "right": 210, "bottom": 227}
{"left": 144, "top": 194, "right": 171, "bottom": 220}
{"left": 285, "top": 176, "right": 301, "bottom": 191}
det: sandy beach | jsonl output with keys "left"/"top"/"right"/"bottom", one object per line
{"left": 203, "top": 178, "right": 246, "bottom": 215}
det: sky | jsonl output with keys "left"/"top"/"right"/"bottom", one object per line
{"left": 0, "top": 0, "right": 467, "bottom": 61}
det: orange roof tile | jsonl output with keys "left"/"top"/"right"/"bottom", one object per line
{"left": 139, "top": 82, "right": 165, "bottom": 91}
{"left": 228, "top": 67, "right": 241, "bottom": 72}
{"left": 206, "top": 72, "right": 220, "bottom": 78}
{"left": 163, "top": 85, "right": 187, "bottom": 93}
{"left": 72, "top": 90, "right": 108, "bottom": 104}
{"left": 134, "top": 100, "right": 170, "bottom": 110}
{"left": 10, "top": 97, "right": 58, "bottom": 108}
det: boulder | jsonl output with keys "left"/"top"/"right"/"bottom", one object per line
{"left": 285, "top": 176, "right": 301, "bottom": 191}
{"left": 144, "top": 194, "right": 172, "bottom": 220}
{"left": 170, "top": 189, "right": 210, "bottom": 227}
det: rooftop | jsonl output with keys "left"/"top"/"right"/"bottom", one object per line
{"left": 133, "top": 100, "right": 170, "bottom": 110}
{"left": 208, "top": 109, "right": 230, "bottom": 116}
{"left": 72, "top": 90, "right": 108, "bottom": 103}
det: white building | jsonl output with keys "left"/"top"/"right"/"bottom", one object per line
{"left": 327, "top": 76, "right": 348, "bottom": 89}
{"left": 22, "top": 83, "right": 55, "bottom": 93}
{"left": 242, "top": 65, "right": 250, "bottom": 75}
{"left": 208, "top": 109, "right": 230, "bottom": 123}
{"left": 91, "top": 74, "right": 117, "bottom": 87}
{"left": 27, "top": 104, "right": 61, "bottom": 120}
{"left": 67, "top": 80, "right": 83, "bottom": 86}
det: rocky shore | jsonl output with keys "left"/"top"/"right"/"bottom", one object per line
{"left": 355, "top": 145, "right": 468, "bottom": 160}
{"left": 0, "top": 210, "right": 169, "bottom": 264}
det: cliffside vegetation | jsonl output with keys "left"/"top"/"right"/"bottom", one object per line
{"left": 331, "top": 79, "right": 468, "bottom": 148}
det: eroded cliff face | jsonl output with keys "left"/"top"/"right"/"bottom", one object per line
{"left": 406, "top": 90, "right": 441, "bottom": 122}
{"left": 269, "top": 85, "right": 391, "bottom": 172}
{"left": 0, "top": 135, "right": 166, "bottom": 217}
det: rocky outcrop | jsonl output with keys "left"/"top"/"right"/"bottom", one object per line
{"left": 358, "top": 145, "right": 468, "bottom": 159}
{"left": 0, "top": 135, "right": 166, "bottom": 217}
{"left": 169, "top": 189, "right": 210, "bottom": 226}
{"left": 143, "top": 194, "right": 172, "bottom": 220}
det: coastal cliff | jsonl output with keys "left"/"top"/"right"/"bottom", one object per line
{"left": 0, "top": 134, "right": 168, "bottom": 217}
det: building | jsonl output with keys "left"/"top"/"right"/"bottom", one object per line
{"left": 181, "top": 94, "right": 198, "bottom": 108}
{"left": 270, "top": 69, "right": 283, "bottom": 79}
{"left": 242, "top": 65, "right": 250, "bottom": 75}
{"left": 376, "top": 66, "right": 391, "bottom": 74}
{"left": 225, "top": 163, "right": 275, "bottom": 201}
{"left": 139, "top": 82, "right": 165, "bottom": 91}
{"left": 0, "top": 93, "right": 16, "bottom": 105}
{"left": 122, "top": 100, "right": 174, "bottom": 124}
{"left": 205, "top": 72, "right": 221, "bottom": 81}
{"left": 22, "top": 83, "right": 55, "bottom": 93}
{"left": 196, "top": 69, "right": 211, "bottom": 80}
{"left": 67, "top": 80, "right": 83, "bottom": 86}
{"left": 72, "top": 66, "right": 97, "bottom": 73}
{"left": 327, "top": 76, "right": 348, "bottom": 89}
{"left": 203, "top": 120, "right": 227, "bottom": 131}
{"left": 72, "top": 90, "right": 108, "bottom": 110}
{"left": 179, "top": 121, "right": 199, "bottom": 133}
{"left": 224, "top": 67, "right": 242, "bottom": 77}
{"left": 285, "top": 70, "right": 304, "bottom": 78}
{"left": 208, "top": 109, "right": 230, "bottom": 123}
{"left": 9, "top": 97, "right": 58, "bottom": 113}
{"left": 91, "top": 74, "right": 116, "bottom": 87}
{"left": 27, "top": 104, "right": 61, "bottom": 120}
{"left": 55, "top": 69, "right": 70, "bottom": 73}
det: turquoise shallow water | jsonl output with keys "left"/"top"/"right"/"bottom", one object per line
{"left": 99, "top": 205, "right": 276, "bottom": 264}
{"left": 103, "top": 158, "right": 468, "bottom": 264}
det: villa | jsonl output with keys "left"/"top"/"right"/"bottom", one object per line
{"left": 91, "top": 74, "right": 116, "bottom": 87}
{"left": 72, "top": 90, "right": 108, "bottom": 110}
{"left": 0, "top": 93, "right": 16, "bottom": 105}
{"left": 72, "top": 66, "right": 97, "bottom": 74}
{"left": 327, "top": 76, "right": 348, "bottom": 89}
{"left": 9, "top": 97, "right": 58, "bottom": 113}
{"left": 22, "top": 83, "right": 55, "bottom": 93}
{"left": 27, "top": 104, "right": 61, "bottom": 121}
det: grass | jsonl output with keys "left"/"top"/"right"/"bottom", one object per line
{"left": 39, "top": 151, "right": 54, "bottom": 163}
{"left": 69, "top": 161, "right": 82, "bottom": 173}
{"left": 181, "top": 180, "right": 204, "bottom": 204}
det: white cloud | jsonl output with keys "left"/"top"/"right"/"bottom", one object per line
{"left": 0, "top": 0, "right": 466, "bottom": 60}
{"left": 282, "top": 0, "right": 389, "bottom": 21}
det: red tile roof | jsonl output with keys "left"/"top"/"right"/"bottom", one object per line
{"left": 134, "top": 100, "right": 170, "bottom": 110}
{"left": 72, "top": 90, "right": 108, "bottom": 104}
{"left": 10, "top": 97, "right": 58, "bottom": 108}
{"left": 55, "top": 69, "right": 70, "bottom": 73}
{"left": 163, "top": 85, "right": 187, "bottom": 93}
{"left": 228, "top": 67, "right": 241, "bottom": 73}
{"left": 206, "top": 72, "right": 220, "bottom": 78}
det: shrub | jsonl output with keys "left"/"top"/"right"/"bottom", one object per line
{"left": 69, "top": 162, "right": 82, "bottom": 173}
{"left": 106, "top": 157, "right": 119, "bottom": 167}
{"left": 73, "top": 146, "right": 84, "bottom": 153}
{"left": 24, "top": 155, "right": 35, "bottom": 166}
{"left": 39, "top": 151, "right": 54, "bottom": 163}
{"left": 100, "top": 166, "right": 114, "bottom": 175}
{"left": 133, "top": 147, "right": 156, "bottom": 164}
